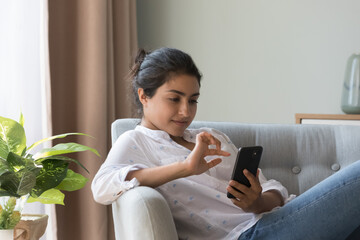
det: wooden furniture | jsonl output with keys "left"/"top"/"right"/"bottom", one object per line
{"left": 295, "top": 113, "right": 360, "bottom": 126}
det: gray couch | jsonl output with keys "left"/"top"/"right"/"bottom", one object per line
{"left": 111, "top": 118, "right": 360, "bottom": 239}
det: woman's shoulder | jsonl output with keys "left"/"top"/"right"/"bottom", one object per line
{"left": 122, "top": 128, "right": 145, "bottom": 137}
{"left": 113, "top": 129, "right": 147, "bottom": 145}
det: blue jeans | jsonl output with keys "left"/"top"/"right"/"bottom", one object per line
{"left": 238, "top": 160, "right": 360, "bottom": 240}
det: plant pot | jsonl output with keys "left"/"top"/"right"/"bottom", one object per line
{"left": 14, "top": 214, "right": 48, "bottom": 240}
{"left": 0, "top": 229, "right": 14, "bottom": 240}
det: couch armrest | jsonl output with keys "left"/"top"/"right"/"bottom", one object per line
{"left": 112, "top": 186, "right": 178, "bottom": 240}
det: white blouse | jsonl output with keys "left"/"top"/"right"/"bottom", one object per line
{"left": 91, "top": 125, "right": 291, "bottom": 240}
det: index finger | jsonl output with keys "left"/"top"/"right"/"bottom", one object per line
{"left": 198, "top": 132, "right": 222, "bottom": 150}
{"left": 244, "top": 169, "right": 261, "bottom": 189}
{"left": 207, "top": 133, "right": 222, "bottom": 150}
{"left": 206, "top": 149, "right": 231, "bottom": 157}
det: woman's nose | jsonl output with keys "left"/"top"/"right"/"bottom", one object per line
{"left": 179, "top": 102, "right": 190, "bottom": 117}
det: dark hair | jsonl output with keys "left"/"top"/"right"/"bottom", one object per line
{"left": 129, "top": 47, "right": 202, "bottom": 116}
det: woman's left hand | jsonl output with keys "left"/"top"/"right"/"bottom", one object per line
{"left": 226, "top": 169, "right": 264, "bottom": 213}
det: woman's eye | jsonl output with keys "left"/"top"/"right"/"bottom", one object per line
{"left": 169, "top": 98, "right": 179, "bottom": 102}
{"left": 190, "top": 99, "right": 198, "bottom": 104}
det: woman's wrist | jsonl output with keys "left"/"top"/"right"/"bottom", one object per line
{"left": 252, "top": 190, "right": 284, "bottom": 214}
{"left": 175, "top": 161, "right": 193, "bottom": 178}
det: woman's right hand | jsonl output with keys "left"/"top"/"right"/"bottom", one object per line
{"left": 184, "top": 132, "right": 231, "bottom": 176}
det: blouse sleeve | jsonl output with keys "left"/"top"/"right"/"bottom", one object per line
{"left": 91, "top": 131, "right": 149, "bottom": 205}
{"left": 258, "top": 169, "right": 291, "bottom": 202}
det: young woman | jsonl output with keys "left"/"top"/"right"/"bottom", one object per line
{"left": 92, "top": 47, "right": 360, "bottom": 240}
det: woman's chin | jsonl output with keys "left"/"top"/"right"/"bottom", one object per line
{"left": 168, "top": 127, "right": 187, "bottom": 137}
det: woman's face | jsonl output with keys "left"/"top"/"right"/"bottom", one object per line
{"left": 139, "top": 74, "right": 200, "bottom": 138}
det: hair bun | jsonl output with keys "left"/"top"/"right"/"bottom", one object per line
{"left": 128, "top": 49, "right": 148, "bottom": 79}
{"left": 135, "top": 49, "right": 147, "bottom": 66}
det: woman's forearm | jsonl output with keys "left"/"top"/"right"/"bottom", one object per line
{"left": 125, "top": 132, "right": 229, "bottom": 188}
{"left": 126, "top": 162, "right": 190, "bottom": 188}
{"left": 254, "top": 190, "right": 284, "bottom": 214}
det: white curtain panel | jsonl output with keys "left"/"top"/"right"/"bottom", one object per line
{"left": 0, "top": 1, "right": 56, "bottom": 239}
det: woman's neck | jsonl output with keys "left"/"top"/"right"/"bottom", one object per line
{"left": 139, "top": 119, "right": 195, "bottom": 151}
{"left": 171, "top": 135, "right": 195, "bottom": 151}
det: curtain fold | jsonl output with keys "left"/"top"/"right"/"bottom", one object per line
{"left": 48, "top": 1, "right": 137, "bottom": 239}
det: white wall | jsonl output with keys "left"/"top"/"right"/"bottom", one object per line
{"left": 137, "top": 0, "right": 360, "bottom": 124}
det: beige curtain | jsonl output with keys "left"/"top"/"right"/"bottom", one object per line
{"left": 48, "top": 1, "right": 137, "bottom": 239}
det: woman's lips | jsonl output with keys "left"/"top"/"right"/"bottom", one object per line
{"left": 172, "top": 120, "right": 188, "bottom": 126}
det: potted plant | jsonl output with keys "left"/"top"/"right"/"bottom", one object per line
{"left": 0, "top": 114, "right": 99, "bottom": 239}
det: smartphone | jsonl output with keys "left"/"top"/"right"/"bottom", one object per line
{"left": 227, "top": 146, "right": 263, "bottom": 198}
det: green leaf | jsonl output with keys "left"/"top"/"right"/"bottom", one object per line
{"left": 0, "top": 172, "right": 20, "bottom": 197}
{"left": 27, "top": 188, "right": 65, "bottom": 205}
{"left": 33, "top": 142, "right": 100, "bottom": 159}
{"left": 56, "top": 169, "right": 88, "bottom": 191}
{"left": 0, "top": 158, "right": 10, "bottom": 177}
{"left": 35, "top": 155, "right": 89, "bottom": 173}
{"left": 0, "top": 165, "right": 40, "bottom": 197}
{"left": 6, "top": 152, "right": 36, "bottom": 172}
{"left": 27, "top": 133, "right": 91, "bottom": 154}
{"left": 15, "top": 168, "right": 39, "bottom": 196}
{"left": 19, "top": 112, "right": 24, "bottom": 127}
{"left": 0, "top": 116, "right": 26, "bottom": 160}
{"left": 31, "top": 159, "right": 69, "bottom": 197}
{"left": 0, "top": 153, "right": 39, "bottom": 197}
{"left": 0, "top": 197, "right": 22, "bottom": 229}
{"left": 0, "top": 188, "right": 13, "bottom": 197}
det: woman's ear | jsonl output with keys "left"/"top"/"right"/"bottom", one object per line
{"left": 138, "top": 88, "right": 147, "bottom": 105}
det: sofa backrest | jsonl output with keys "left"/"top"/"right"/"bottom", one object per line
{"left": 112, "top": 118, "right": 360, "bottom": 195}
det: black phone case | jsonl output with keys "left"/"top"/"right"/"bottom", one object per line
{"left": 227, "top": 146, "right": 263, "bottom": 198}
